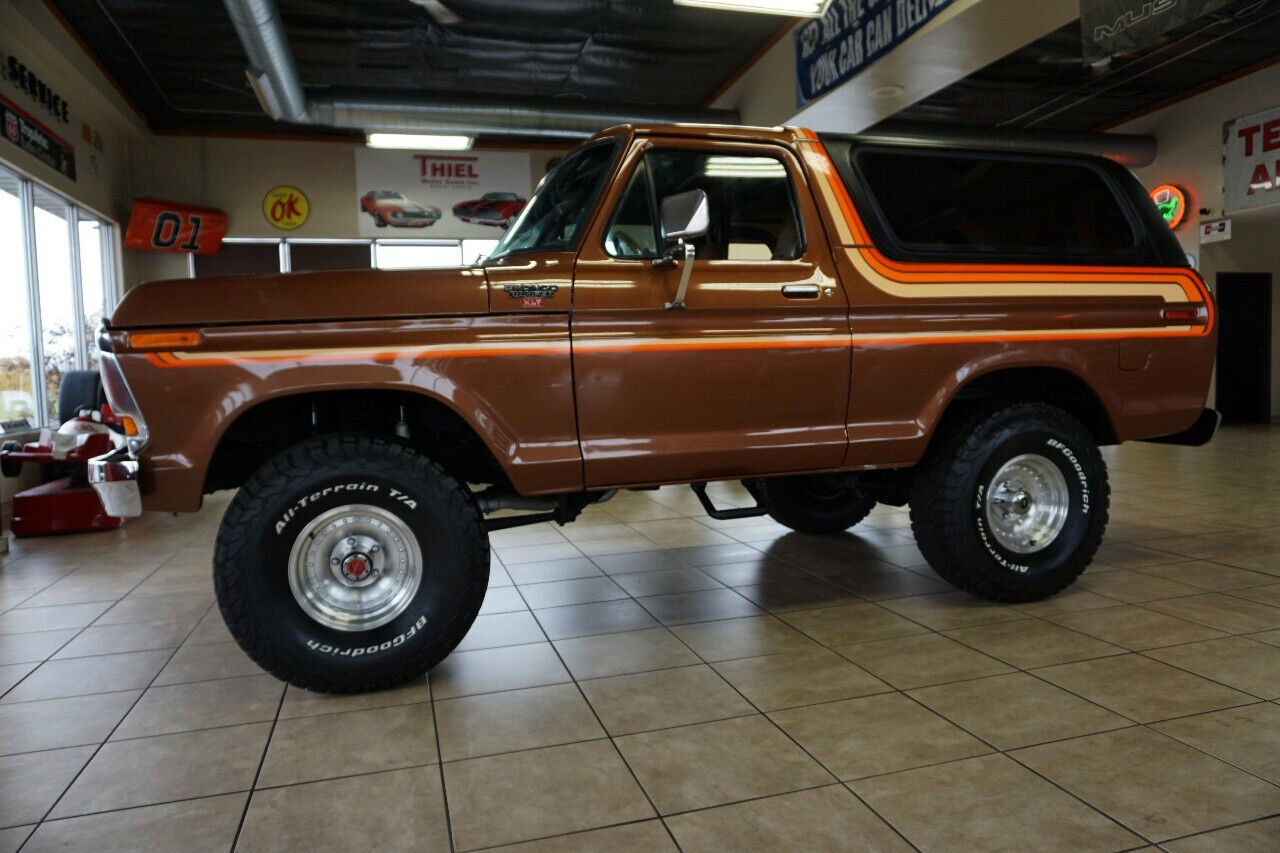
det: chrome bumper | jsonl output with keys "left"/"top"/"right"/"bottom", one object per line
{"left": 87, "top": 447, "right": 142, "bottom": 518}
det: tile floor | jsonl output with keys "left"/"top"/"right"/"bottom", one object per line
{"left": 1, "top": 427, "right": 1279, "bottom": 851}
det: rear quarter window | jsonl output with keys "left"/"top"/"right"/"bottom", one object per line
{"left": 851, "top": 148, "right": 1141, "bottom": 262}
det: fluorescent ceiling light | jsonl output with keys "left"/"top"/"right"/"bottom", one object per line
{"left": 366, "top": 133, "right": 474, "bottom": 150}
{"left": 674, "top": 0, "right": 831, "bottom": 16}
{"left": 704, "top": 156, "right": 787, "bottom": 178}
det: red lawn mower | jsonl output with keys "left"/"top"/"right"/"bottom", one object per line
{"left": 1, "top": 371, "right": 133, "bottom": 537}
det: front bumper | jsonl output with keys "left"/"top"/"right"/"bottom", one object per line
{"left": 87, "top": 447, "right": 143, "bottom": 518}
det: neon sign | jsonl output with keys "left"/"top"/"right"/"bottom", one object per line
{"left": 1150, "top": 184, "right": 1187, "bottom": 229}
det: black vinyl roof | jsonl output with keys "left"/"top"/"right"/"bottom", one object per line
{"left": 48, "top": 0, "right": 786, "bottom": 137}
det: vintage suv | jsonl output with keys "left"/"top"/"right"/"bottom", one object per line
{"left": 90, "top": 124, "right": 1217, "bottom": 692}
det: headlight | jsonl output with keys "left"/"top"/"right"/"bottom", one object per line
{"left": 99, "top": 352, "right": 149, "bottom": 454}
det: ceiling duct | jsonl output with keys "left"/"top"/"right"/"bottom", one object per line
{"left": 222, "top": 0, "right": 741, "bottom": 138}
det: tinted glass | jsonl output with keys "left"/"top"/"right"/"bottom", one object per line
{"left": 855, "top": 151, "right": 1135, "bottom": 255}
{"left": 645, "top": 151, "right": 803, "bottom": 261}
{"left": 490, "top": 141, "right": 618, "bottom": 260}
{"left": 604, "top": 161, "right": 659, "bottom": 259}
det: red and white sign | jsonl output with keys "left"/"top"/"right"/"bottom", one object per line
{"left": 354, "top": 148, "right": 531, "bottom": 238}
{"left": 123, "top": 199, "right": 228, "bottom": 256}
{"left": 1225, "top": 106, "right": 1280, "bottom": 213}
{"left": 1199, "top": 218, "right": 1231, "bottom": 245}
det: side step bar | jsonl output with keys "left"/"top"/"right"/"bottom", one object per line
{"left": 691, "top": 482, "right": 768, "bottom": 521}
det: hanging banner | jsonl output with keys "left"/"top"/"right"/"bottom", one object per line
{"left": 1224, "top": 105, "right": 1280, "bottom": 214}
{"left": 1081, "top": 0, "right": 1232, "bottom": 63}
{"left": 123, "top": 199, "right": 228, "bottom": 255}
{"left": 795, "top": 0, "right": 954, "bottom": 106}
{"left": 354, "top": 149, "right": 531, "bottom": 238}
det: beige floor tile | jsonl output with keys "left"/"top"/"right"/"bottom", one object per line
{"left": 0, "top": 602, "right": 112, "bottom": 635}
{"left": 580, "top": 664, "right": 754, "bottom": 735}
{"left": 1163, "top": 816, "right": 1280, "bottom": 852}
{"left": 1229, "top": 583, "right": 1280, "bottom": 608}
{"left": 592, "top": 550, "right": 690, "bottom": 574}
{"left": 0, "top": 746, "right": 94, "bottom": 827}
{"left": 430, "top": 642, "right": 570, "bottom": 699}
{"left": 616, "top": 714, "right": 832, "bottom": 815}
{"left": 770, "top": 691, "right": 990, "bottom": 780}
{"left": 732, "top": 578, "right": 864, "bottom": 612}
{"left": 52, "top": 620, "right": 191, "bottom": 659}
{"left": 238, "top": 766, "right": 450, "bottom": 852}
{"left": 1154, "top": 703, "right": 1280, "bottom": 785}
{"left": 152, "top": 641, "right": 262, "bottom": 685}
{"left": 943, "top": 618, "right": 1125, "bottom": 668}
{"left": 1250, "top": 628, "right": 1280, "bottom": 647}
{"left": 0, "top": 691, "right": 140, "bottom": 755}
{"left": 0, "top": 629, "right": 78, "bottom": 666}
{"left": 444, "top": 739, "right": 653, "bottom": 850}
{"left": 910, "top": 672, "right": 1131, "bottom": 749}
{"left": 497, "top": 820, "right": 675, "bottom": 852}
{"left": 0, "top": 662, "right": 34, "bottom": 695}
{"left": 503, "top": 557, "right": 603, "bottom": 585}
{"left": 780, "top": 602, "right": 929, "bottom": 647}
{"left": 823, "top": 565, "right": 954, "bottom": 601}
{"left": 278, "top": 677, "right": 431, "bottom": 718}
{"left": 436, "top": 683, "right": 604, "bottom": 761}
{"left": 553, "top": 627, "right": 698, "bottom": 680}
{"left": 1139, "top": 561, "right": 1277, "bottom": 591}
{"left": 851, "top": 753, "right": 1141, "bottom": 851}
{"left": 1145, "top": 636, "right": 1280, "bottom": 699}
{"left": 1094, "top": 541, "right": 1187, "bottom": 569}
{"left": 610, "top": 567, "right": 724, "bottom": 597}
{"left": 51, "top": 722, "right": 270, "bottom": 817}
{"left": 183, "top": 610, "right": 234, "bottom": 646}
{"left": 697, "top": 560, "right": 810, "bottom": 587}
{"left": 93, "top": 592, "right": 211, "bottom": 627}
{"left": 258, "top": 701, "right": 437, "bottom": 786}
{"left": 0, "top": 826, "right": 31, "bottom": 853}
{"left": 23, "top": 793, "right": 247, "bottom": 853}
{"left": 1014, "top": 726, "right": 1280, "bottom": 841}
{"left": 711, "top": 648, "right": 889, "bottom": 711}
{"left": 1036, "top": 653, "right": 1255, "bottom": 722}
{"left": 1049, "top": 604, "right": 1227, "bottom": 650}
{"left": 113, "top": 673, "right": 283, "bottom": 739}
{"left": 876, "top": 591, "right": 1022, "bottom": 631}
{"left": 666, "top": 784, "right": 911, "bottom": 852}
{"left": 454, "top": 610, "right": 546, "bottom": 651}
{"left": 1144, "top": 593, "right": 1280, "bottom": 634}
{"left": 1, "top": 650, "right": 170, "bottom": 704}
{"left": 518, "top": 576, "right": 628, "bottom": 609}
{"left": 1075, "top": 568, "right": 1201, "bottom": 603}
{"left": 1009, "top": 587, "right": 1121, "bottom": 618}
{"left": 637, "top": 588, "right": 764, "bottom": 625}
{"left": 494, "top": 542, "right": 584, "bottom": 565}
{"left": 534, "top": 599, "right": 659, "bottom": 640}
{"left": 670, "top": 615, "right": 820, "bottom": 662}
{"left": 835, "top": 632, "right": 1014, "bottom": 690}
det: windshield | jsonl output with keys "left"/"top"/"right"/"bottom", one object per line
{"left": 488, "top": 141, "right": 619, "bottom": 261}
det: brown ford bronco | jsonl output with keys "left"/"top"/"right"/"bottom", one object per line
{"left": 89, "top": 124, "right": 1217, "bottom": 692}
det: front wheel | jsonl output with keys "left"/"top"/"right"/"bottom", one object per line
{"left": 213, "top": 435, "right": 488, "bottom": 692}
{"left": 753, "top": 474, "right": 877, "bottom": 534}
{"left": 909, "top": 402, "right": 1109, "bottom": 602}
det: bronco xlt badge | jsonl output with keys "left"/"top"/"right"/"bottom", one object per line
{"left": 504, "top": 283, "right": 558, "bottom": 308}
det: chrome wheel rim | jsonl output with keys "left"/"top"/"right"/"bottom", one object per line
{"left": 288, "top": 504, "right": 423, "bottom": 632}
{"left": 983, "top": 454, "right": 1070, "bottom": 555}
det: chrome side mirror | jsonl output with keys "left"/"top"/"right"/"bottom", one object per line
{"left": 657, "top": 190, "right": 709, "bottom": 310}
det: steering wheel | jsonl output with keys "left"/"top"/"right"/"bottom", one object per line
{"left": 609, "top": 231, "right": 644, "bottom": 257}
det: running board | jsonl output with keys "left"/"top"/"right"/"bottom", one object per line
{"left": 691, "top": 482, "right": 768, "bottom": 521}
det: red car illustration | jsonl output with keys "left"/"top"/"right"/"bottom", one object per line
{"left": 360, "top": 191, "right": 442, "bottom": 228}
{"left": 452, "top": 192, "right": 527, "bottom": 227}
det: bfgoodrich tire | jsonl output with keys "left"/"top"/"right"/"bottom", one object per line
{"left": 754, "top": 474, "right": 876, "bottom": 535}
{"left": 213, "top": 435, "right": 488, "bottom": 693}
{"left": 909, "top": 403, "right": 1109, "bottom": 602}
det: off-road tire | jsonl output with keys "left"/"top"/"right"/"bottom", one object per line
{"left": 909, "top": 402, "right": 1109, "bottom": 602}
{"left": 755, "top": 474, "right": 877, "bottom": 535}
{"left": 213, "top": 434, "right": 488, "bottom": 692}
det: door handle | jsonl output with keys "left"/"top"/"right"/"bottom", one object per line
{"left": 782, "top": 285, "right": 820, "bottom": 299}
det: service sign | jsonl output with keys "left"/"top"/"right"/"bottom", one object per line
{"left": 1224, "top": 106, "right": 1280, "bottom": 214}
{"left": 354, "top": 148, "right": 532, "bottom": 238}
{"left": 796, "top": 0, "right": 954, "bottom": 106}
{"left": 123, "top": 199, "right": 228, "bottom": 256}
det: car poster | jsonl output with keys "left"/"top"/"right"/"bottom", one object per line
{"left": 354, "top": 148, "right": 532, "bottom": 238}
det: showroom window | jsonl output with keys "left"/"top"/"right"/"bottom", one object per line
{"left": 0, "top": 163, "right": 118, "bottom": 430}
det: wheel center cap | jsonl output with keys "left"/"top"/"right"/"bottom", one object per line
{"left": 341, "top": 553, "right": 372, "bottom": 582}
{"left": 1011, "top": 491, "right": 1032, "bottom": 515}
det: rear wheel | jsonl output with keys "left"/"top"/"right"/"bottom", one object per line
{"left": 909, "top": 402, "right": 1109, "bottom": 602}
{"left": 214, "top": 435, "right": 488, "bottom": 692}
{"left": 754, "top": 474, "right": 876, "bottom": 534}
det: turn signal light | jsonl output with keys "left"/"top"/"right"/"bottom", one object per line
{"left": 1161, "top": 307, "right": 1203, "bottom": 323}
{"left": 128, "top": 331, "right": 201, "bottom": 349}
{"left": 120, "top": 416, "right": 140, "bottom": 437}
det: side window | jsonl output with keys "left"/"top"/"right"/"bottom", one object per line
{"left": 604, "top": 161, "right": 660, "bottom": 259}
{"left": 645, "top": 150, "right": 804, "bottom": 261}
{"left": 853, "top": 150, "right": 1136, "bottom": 256}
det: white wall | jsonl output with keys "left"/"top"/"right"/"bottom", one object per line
{"left": 1114, "top": 64, "right": 1280, "bottom": 420}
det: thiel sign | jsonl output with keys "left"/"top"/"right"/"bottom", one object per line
{"left": 1224, "top": 106, "right": 1280, "bottom": 214}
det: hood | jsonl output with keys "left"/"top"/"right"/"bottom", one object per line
{"left": 110, "top": 266, "right": 490, "bottom": 329}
